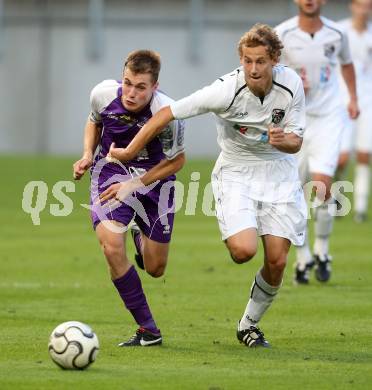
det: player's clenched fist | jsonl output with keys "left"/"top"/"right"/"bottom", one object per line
{"left": 73, "top": 156, "right": 93, "bottom": 180}
{"left": 268, "top": 126, "right": 285, "bottom": 146}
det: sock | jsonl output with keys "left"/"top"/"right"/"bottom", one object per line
{"left": 354, "top": 164, "right": 370, "bottom": 215}
{"left": 295, "top": 228, "right": 312, "bottom": 270}
{"left": 239, "top": 270, "right": 280, "bottom": 330}
{"left": 313, "top": 198, "right": 335, "bottom": 258}
{"left": 112, "top": 266, "right": 159, "bottom": 334}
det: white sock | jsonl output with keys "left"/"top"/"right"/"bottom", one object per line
{"left": 296, "top": 228, "right": 312, "bottom": 270}
{"left": 239, "top": 270, "right": 280, "bottom": 330}
{"left": 313, "top": 198, "right": 335, "bottom": 258}
{"left": 354, "top": 164, "right": 370, "bottom": 214}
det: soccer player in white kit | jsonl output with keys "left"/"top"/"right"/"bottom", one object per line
{"left": 338, "top": 0, "right": 372, "bottom": 223}
{"left": 106, "top": 24, "right": 308, "bottom": 347}
{"left": 276, "top": 0, "right": 359, "bottom": 284}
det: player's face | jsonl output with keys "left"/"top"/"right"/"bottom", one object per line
{"left": 121, "top": 69, "right": 158, "bottom": 112}
{"left": 240, "top": 45, "right": 277, "bottom": 96}
{"left": 350, "top": 0, "right": 372, "bottom": 21}
{"left": 295, "top": 0, "right": 326, "bottom": 17}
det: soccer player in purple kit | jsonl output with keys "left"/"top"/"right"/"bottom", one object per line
{"left": 73, "top": 50, "right": 185, "bottom": 347}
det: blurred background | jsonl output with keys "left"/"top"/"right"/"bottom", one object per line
{"left": 0, "top": 0, "right": 350, "bottom": 157}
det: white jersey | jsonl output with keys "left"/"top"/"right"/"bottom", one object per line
{"left": 338, "top": 19, "right": 372, "bottom": 103}
{"left": 276, "top": 16, "right": 352, "bottom": 116}
{"left": 170, "top": 65, "right": 305, "bottom": 164}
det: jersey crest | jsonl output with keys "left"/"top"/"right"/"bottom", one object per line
{"left": 271, "top": 109, "right": 285, "bottom": 125}
{"left": 324, "top": 43, "right": 336, "bottom": 59}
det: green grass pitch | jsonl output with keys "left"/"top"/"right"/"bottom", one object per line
{"left": 0, "top": 156, "right": 371, "bottom": 389}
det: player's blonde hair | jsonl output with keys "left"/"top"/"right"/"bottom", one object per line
{"left": 124, "top": 50, "right": 161, "bottom": 83}
{"left": 238, "top": 23, "right": 283, "bottom": 61}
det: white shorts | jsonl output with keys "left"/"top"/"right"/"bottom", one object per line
{"left": 297, "top": 108, "right": 347, "bottom": 180}
{"left": 340, "top": 102, "right": 372, "bottom": 153}
{"left": 211, "top": 157, "right": 307, "bottom": 246}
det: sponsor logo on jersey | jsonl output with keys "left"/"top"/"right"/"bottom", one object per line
{"left": 320, "top": 65, "right": 331, "bottom": 83}
{"left": 271, "top": 109, "right": 285, "bottom": 125}
{"left": 236, "top": 111, "right": 249, "bottom": 118}
{"left": 106, "top": 112, "right": 137, "bottom": 126}
{"left": 260, "top": 132, "right": 269, "bottom": 143}
{"left": 233, "top": 124, "right": 249, "bottom": 134}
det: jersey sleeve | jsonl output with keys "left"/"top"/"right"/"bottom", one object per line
{"left": 170, "top": 79, "right": 230, "bottom": 119}
{"left": 338, "top": 29, "right": 352, "bottom": 65}
{"left": 158, "top": 119, "right": 186, "bottom": 160}
{"left": 89, "top": 84, "right": 103, "bottom": 124}
{"left": 283, "top": 76, "right": 306, "bottom": 137}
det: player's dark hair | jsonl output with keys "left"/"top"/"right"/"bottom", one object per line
{"left": 238, "top": 23, "right": 284, "bottom": 61}
{"left": 124, "top": 50, "right": 161, "bottom": 83}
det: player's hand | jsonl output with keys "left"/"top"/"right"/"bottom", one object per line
{"left": 98, "top": 177, "right": 145, "bottom": 207}
{"left": 348, "top": 99, "right": 360, "bottom": 120}
{"left": 106, "top": 143, "right": 131, "bottom": 162}
{"left": 268, "top": 126, "right": 285, "bottom": 146}
{"left": 73, "top": 156, "right": 93, "bottom": 180}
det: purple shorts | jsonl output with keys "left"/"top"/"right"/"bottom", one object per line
{"left": 90, "top": 163, "right": 175, "bottom": 243}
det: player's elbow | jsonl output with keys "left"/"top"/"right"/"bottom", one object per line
{"left": 293, "top": 137, "right": 303, "bottom": 153}
{"left": 287, "top": 136, "right": 302, "bottom": 154}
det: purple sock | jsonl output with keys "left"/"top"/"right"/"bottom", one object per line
{"left": 113, "top": 266, "right": 160, "bottom": 335}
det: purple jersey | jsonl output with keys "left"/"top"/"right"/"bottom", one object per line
{"left": 88, "top": 80, "right": 184, "bottom": 242}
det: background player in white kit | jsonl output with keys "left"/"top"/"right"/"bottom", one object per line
{"left": 276, "top": 0, "right": 359, "bottom": 284}
{"left": 338, "top": 0, "right": 372, "bottom": 223}
{"left": 104, "top": 24, "right": 308, "bottom": 348}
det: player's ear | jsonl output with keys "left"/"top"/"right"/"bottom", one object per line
{"left": 152, "top": 81, "right": 159, "bottom": 91}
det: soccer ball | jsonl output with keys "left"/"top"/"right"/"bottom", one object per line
{"left": 48, "top": 321, "right": 99, "bottom": 370}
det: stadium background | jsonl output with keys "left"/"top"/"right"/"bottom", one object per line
{"left": 0, "top": 0, "right": 350, "bottom": 156}
{"left": 1, "top": 1, "right": 372, "bottom": 389}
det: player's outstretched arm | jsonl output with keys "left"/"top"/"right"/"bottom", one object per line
{"left": 99, "top": 152, "right": 185, "bottom": 204}
{"left": 73, "top": 119, "right": 102, "bottom": 180}
{"left": 141, "top": 152, "right": 185, "bottom": 185}
{"left": 340, "top": 63, "right": 359, "bottom": 120}
{"left": 268, "top": 126, "right": 303, "bottom": 154}
{"left": 108, "top": 106, "right": 175, "bottom": 162}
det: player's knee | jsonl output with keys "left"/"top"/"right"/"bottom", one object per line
{"left": 101, "top": 242, "right": 122, "bottom": 262}
{"left": 144, "top": 257, "right": 167, "bottom": 278}
{"left": 266, "top": 255, "right": 287, "bottom": 273}
{"left": 146, "top": 264, "right": 166, "bottom": 278}
{"left": 229, "top": 246, "right": 256, "bottom": 264}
